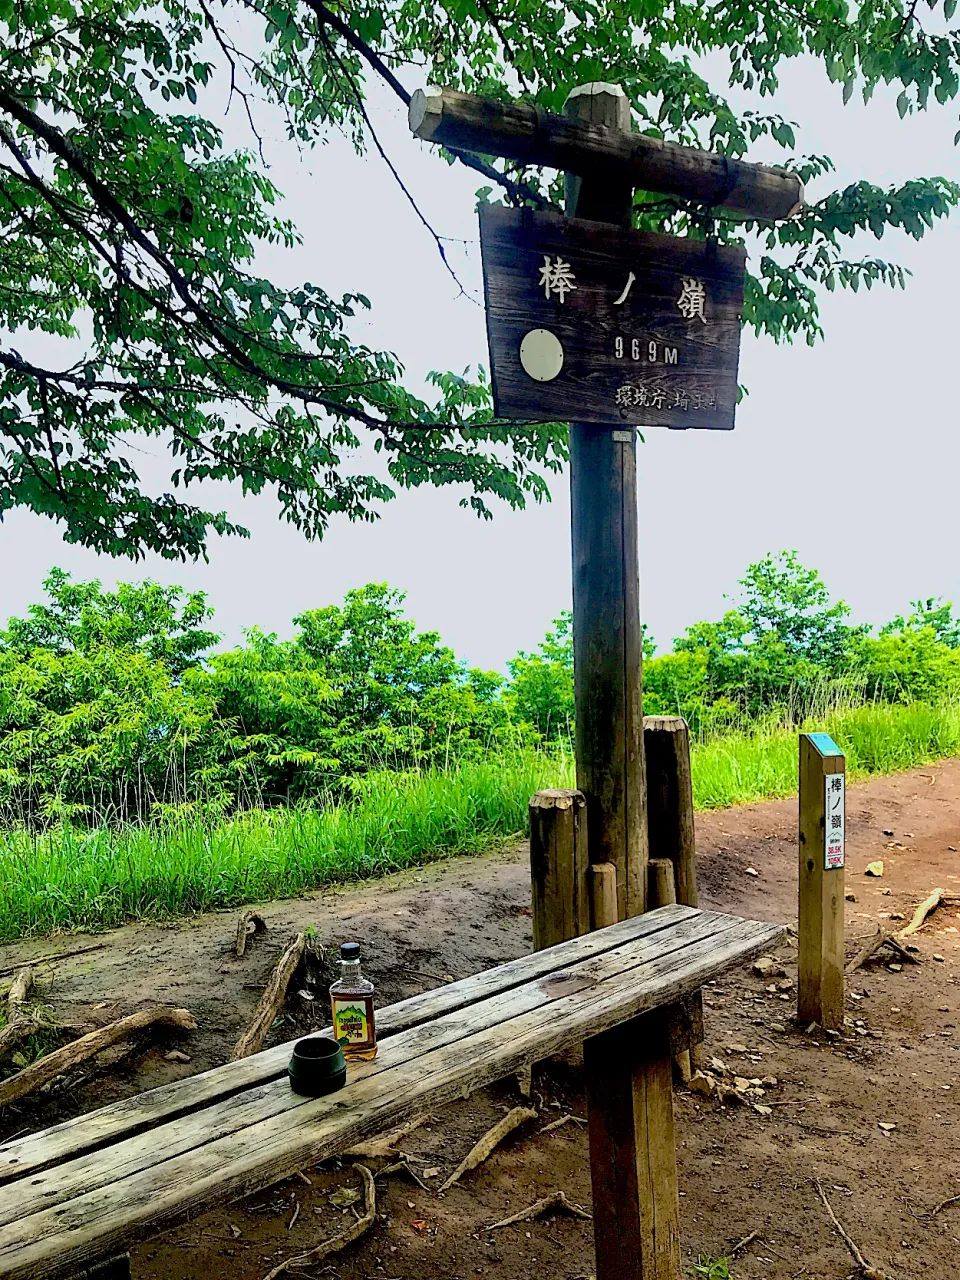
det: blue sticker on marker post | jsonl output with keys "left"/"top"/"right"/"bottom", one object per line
{"left": 807, "top": 732, "right": 843, "bottom": 757}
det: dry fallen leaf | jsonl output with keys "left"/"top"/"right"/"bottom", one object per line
{"left": 329, "top": 1186, "right": 362, "bottom": 1209}
{"left": 865, "top": 861, "right": 885, "bottom": 878}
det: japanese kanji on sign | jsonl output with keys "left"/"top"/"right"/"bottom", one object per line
{"left": 479, "top": 205, "right": 747, "bottom": 431}
{"left": 824, "top": 772, "right": 845, "bottom": 869}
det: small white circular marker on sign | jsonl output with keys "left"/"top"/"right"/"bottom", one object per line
{"left": 519, "top": 328, "right": 563, "bottom": 382}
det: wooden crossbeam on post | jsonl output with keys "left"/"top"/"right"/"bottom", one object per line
{"left": 798, "top": 733, "right": 846, "bottom": 1030}
{"left": 409, "top": 86, "right": 804, "bottom": 221}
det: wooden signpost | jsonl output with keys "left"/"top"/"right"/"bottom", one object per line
{"left": 798, "top": 732, "right": 846, "bottom": 1030}
{"left": 410, "top": 78, "right": 803, "bottom": 927}
{"left": 411, "top": 81, "right": 801, "bottom": 1280}
{"left": 479, "top": 207, "right": 746, "bottom": 430}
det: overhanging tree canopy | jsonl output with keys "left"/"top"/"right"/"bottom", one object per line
{"left": 1, "top": 0, "right": 958, "bottom": 559}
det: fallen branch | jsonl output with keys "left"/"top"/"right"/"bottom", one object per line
{"left": 0, "top": 1005, "right": 197, "bottom": 1107}
{"left": 0, "top": 943, "right": 105, "bottom": 979}
{"left": 379, "top": 1158, "right": 431, "bottom": 1191}
{"left": 440, "top": 1106, "right": 537, "bottom": 1192}
{"left": 897, "top": 888, "right": 944, "bottom": 940}
{"left": 730, "top": 1229, "right": 760, "bottom": 1257}
{"left": 487, "top": 1190, "right": 592, "bottom": 1229}
{"left": 261, "top": 1164, "right": 375, "bottom": 1280}
{"left": 235, "top": 910, "right": 267, "bottom": 959}
{"left": 930, "top": 1193, "right": 960, "bottom": 1217}
{"left": 7, "top": 967, "right": 32, "bottom": 1012}
{"left": 540, "top": 1114, "right": 587, "bottom": 1135}
{"left": 846, "top": 927, "right": 921, "bottom": 975}
{"left": 232, "top": 933, "right": 306, "bottom": 1060}
{"left": 0, "top": 1017, "right": 43, "bottom": 1059}
{"left": 344, "top": 1113, "right": 433, "bottom": 1158}
{"left": 815, "top": 1179, "right": 890, "bottom": 1280}
{"left": 0, "top": 969, "right": 39, "bottom": 1058}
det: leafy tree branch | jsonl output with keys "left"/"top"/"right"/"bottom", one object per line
{"left": 0, "top": 0, "right": 958, "bottom": 557}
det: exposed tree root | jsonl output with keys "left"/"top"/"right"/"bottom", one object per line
{"left": 815, "top": 1179, "right": 891, "bottom": 1280}
{"left": 897, "top": 888, "right": 944, "bottom": 940}
{"left": 344, "top": 1112, "right": 433, "bottom": 1158}
{"left": 235, "top": 910, "right": 267, "bottom": 959}
{"left": 846, "top": 927, "right": 920, "bottom": 974}
{"left": 0, "top": 944, "right": 105, "bottom": 980}
{"left": 0, "top": 1006, "right": 196, "bottom": 1107}
{"left": 730, "top": 1229, "right": 760, "bottom": 1256}
{"left": 232, "top": 933, "right": 306, "bottom": 1060}
{"left": 261, "top": 1164, "right": 375, "bottom": 1280}
{"left": 440, "top": 1106, "right": 537, "bottom": 1192}
{"left": 0, "top": 968, "right": 41, "bottom": 1058}
{"left": 487, "top": 1190, "right": 592, "bottom": 1229}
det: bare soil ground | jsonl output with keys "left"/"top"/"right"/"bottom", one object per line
{"left": 4, "top": 761, "right": 960, "bottom": 1280}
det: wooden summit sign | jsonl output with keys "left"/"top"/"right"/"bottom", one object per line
{"left": 479, "top": 205, "right": 746, "bottom": 431}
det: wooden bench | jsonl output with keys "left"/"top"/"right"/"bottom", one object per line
{"left": 0, "top": 904, "right": 783, "bottom": 1280}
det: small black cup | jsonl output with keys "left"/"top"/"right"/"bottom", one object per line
{"left": 288, "top": 1035, "right": 347, "bottom": 1096}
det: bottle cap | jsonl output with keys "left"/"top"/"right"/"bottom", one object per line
{"left": 340, "top": 942, "right": 361, "bottom": 961}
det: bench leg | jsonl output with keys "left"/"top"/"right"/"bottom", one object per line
{"left": 76, "top": 1255, "right": 131, "bottom": 1279}
{"left": 584, "top": 1007, "right": 681, "bottom": 1280}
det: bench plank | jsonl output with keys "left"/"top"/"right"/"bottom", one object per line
{"left": 0, "top": 904, "right": 697, "bottom": 1184}
{"left": 0, "top": 913, "right": 782, "bottom": 1280}
{"left": 0, "top": 909, "right": 735, "bottom": 1232}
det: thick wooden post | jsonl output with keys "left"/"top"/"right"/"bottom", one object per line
{"left": 644, "top": 715, "right": 698, "bottom": 908}
{"left": 648, "top": 857, "right": 677, "bottom": 909}
{"left": 798, "top": 733, "right": 846, "bottom": 1030}
{"left": 566, "top": 82, "right": 648, "bottom": 925}
{"left": 529, "top": 789, "right": 588, "bottom": 949}
{"left": 590, "top": 862, "right": 619, "bottom": 929}
{"left": 585, "top": 1007, "right": 681, "bottom": 1280}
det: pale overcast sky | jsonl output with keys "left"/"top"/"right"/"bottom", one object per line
{"left": 3, "top": 47, "right": 959, "bottom": 667}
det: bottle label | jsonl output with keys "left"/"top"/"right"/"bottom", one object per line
{"left": 332, "top": 998, "right": 369, "bottom": 1045}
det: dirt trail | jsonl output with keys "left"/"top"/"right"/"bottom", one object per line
{"left": 3, "top": 760, "right": 960, "bottom": 1279}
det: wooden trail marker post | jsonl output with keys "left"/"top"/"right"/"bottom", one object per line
{"left": 798, "top": 733, "right": 846, "bottom": 1030}
{"left": 410, "top": 84, "right": 802, "bottom": 1280}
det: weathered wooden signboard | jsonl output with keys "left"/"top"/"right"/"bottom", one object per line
{"left": 479, "top": 205, "right": 746, "bottom": 431}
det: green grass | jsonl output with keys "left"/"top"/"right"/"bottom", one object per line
{"left": 0, "top": 751, "right": 570, "bottom": 941}
{"left": 1, "top": 700, "right": 960, "bottom": 943}
{"left": 691, "top": 700, "right": 960, "bottom": 808}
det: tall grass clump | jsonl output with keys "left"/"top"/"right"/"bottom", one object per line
{"left": 2, "top": 702, "right": 960, "bottom": 943}
{"left": 0, "top": 750, "right": 570, "bottom": 942}
{"left": 690, "top": 699, "right": 960, "bottom": 809}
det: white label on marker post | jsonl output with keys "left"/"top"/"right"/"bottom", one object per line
{"left": 824, "top": 772, "right": 845, "bottom": 869}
